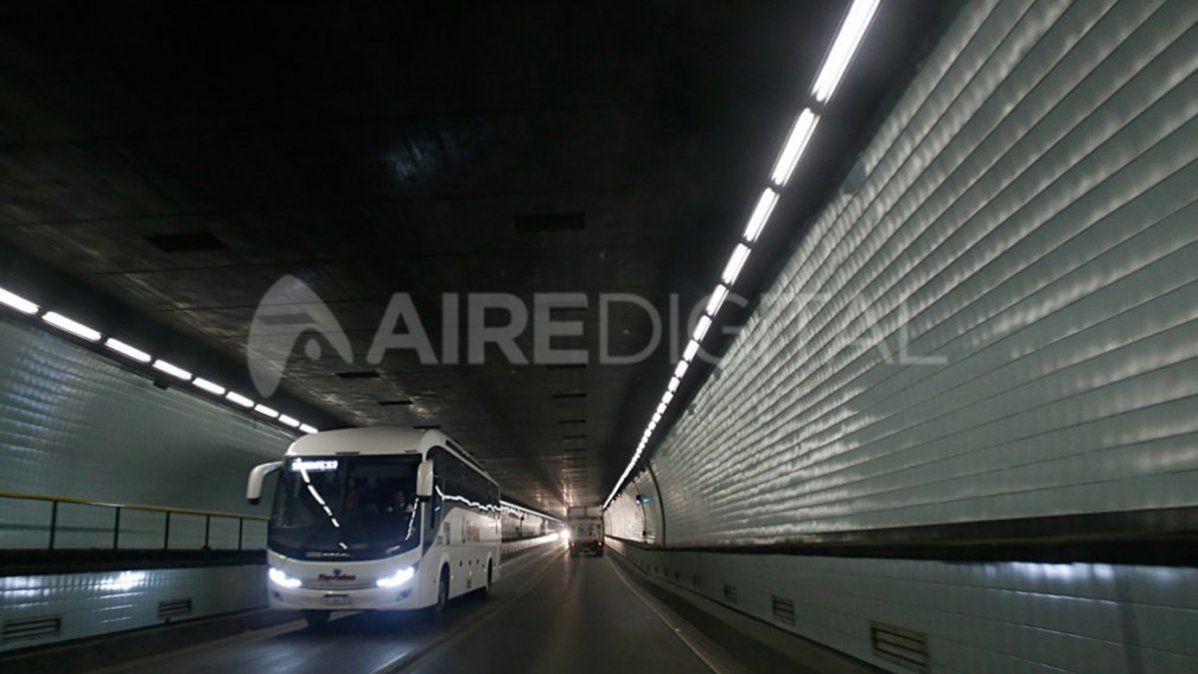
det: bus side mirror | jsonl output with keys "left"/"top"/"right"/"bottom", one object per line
{"left": 247, "top": 461, "right": 282, "bottom": 504}
{"left": 416, "top": 460, "right": 434, "bottom": 500}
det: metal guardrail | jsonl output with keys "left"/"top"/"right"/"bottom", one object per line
{"left": 0, "top": 490, "right": 267, "bottom": 552}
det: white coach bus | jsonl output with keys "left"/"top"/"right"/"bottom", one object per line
{"left": 246, "top": 427, "right": 501, "bottom": 626}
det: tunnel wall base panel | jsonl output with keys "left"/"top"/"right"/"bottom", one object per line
{"left": 607, "top": 538, "right": 1198, "bottom": 674}
{"left": 0, "top": 565, "right": 267, "bottom": 653}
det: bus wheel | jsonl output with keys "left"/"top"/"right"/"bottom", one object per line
{"left": 303, "top": 610, "right": 330, "bottom": 628}
{"left": 435, "top": 566, "right": 451, "bottom": 615}
{"left": 480, "top": 560, "right": 492, "bottom": 600}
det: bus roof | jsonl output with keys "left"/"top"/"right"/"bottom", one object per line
{"left": 285, "top": 426, "right": 496, "bottom": 485}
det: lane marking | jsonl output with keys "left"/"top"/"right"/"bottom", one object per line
{"left": 606, "top": 553, "right": 747, "bottom": 674}
{"left": 378, "top": 544, "right": 564, "bottom": 673}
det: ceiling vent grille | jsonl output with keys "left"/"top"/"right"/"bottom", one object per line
{"left": 514, "top": 212, "right": 585, "bottom": 233}
{"left": 870, "top": 623, "right": 929, "bottom": 672}
{"left": 3, "top": 616, "right": 61, "bottom": 643}
{"left": 336, "top": 370, "right": 380, "bottom": 380}
{"left": 145, "top": 231, "right": 228, "bottom": 253}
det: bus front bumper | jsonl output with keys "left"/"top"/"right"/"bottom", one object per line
{"left": 269, "top": 584, "right": 420, "bottom": 611}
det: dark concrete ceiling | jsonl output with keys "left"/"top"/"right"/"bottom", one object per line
{"left": 0, "top": 1, "right": 949, "bottom": 514}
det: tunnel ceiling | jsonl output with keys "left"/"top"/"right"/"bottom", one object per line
{"left": 0, "top": 2, "right": 944, "bottom": 514}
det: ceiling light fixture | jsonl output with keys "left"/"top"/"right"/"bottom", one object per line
{"left": 192, "top": 378, "right": 226, "bottom": 396}
{"left": 721, "top": 244, "right": 752, "bottom": 285}
{"left": 743, "top": 188, "right": 781, "bottom": 241}
{"left": 253, "top": 404, "right": 279, "bottom": 419}
{"left": 770, "top": 109, "right": 820, "bottom": 186}
{"left": 0, "top": 287, "right": 39, "bottom": 315}
{"left": 811, "top": 0, "right": 880, "bottom": 103}
{"left": 673, "top": 360, "right": 689, "bottom": 380}
{"left": 226, "top": 391, "right": 254, "bottom": 408}
{"left": 42, "top": 312, "right": 101, "bottom": 342}
{"left": 104, "top": 338, "right": 152, "bottom": 364}
{"left": 705, "top": 285, "right": 729, "bottom": 317}
{"left": 152, "top": 359, "right": 192, "bottom": 381}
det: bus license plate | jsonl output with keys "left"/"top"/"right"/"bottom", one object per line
{"left": 322, "top": 594, "right": 350, "bottom": 606}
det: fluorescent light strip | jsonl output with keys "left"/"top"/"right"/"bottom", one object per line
{"left": 15, "top": 282, "right": 315, "bottom": 435}
{"left": 811, "top": 0, "right": 880, "bottom": 103}
{"left": 673, "top": 360, "right": 689, "bottom": 380}
{"left": 192, "top": 378, "right": 226, "bottom": 396}
{"left": 605, "top": 0, "right": 877, "bottom": 513}
{"left": 770, "top": 109, "right": 820, "bottom": 187}
{"left": 0, "top": 287, "right": 39, "bottom": 315}
{"left": 662, "top": 390, "right": 674, "bottom": 405}
{"left": 226, "top": 391, "right": 254, "bottom": 408}
{"left": 721, "top": 244, "right": 751, "bottom": 286}
{"left": 152, "top": 359, "right": 192, "bottom": 381}
{"left": 743, "top": 188, "right": 780, "bottom": 241}
{"left": 104, "top": 338, "right": 152, "bottom": 364}
{"left": 705, "top": 285, "right": 729, "bottom": 317}
{"left": 42, "top": 312, "right": 101, "bottom": 342}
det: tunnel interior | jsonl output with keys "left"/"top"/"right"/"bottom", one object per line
{"left": 2, "top": 1, "right": 1198, "bottom": 672}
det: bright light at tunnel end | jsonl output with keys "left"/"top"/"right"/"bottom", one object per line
{"left": 603, "top": 0, "right": 882, "bottom": 510}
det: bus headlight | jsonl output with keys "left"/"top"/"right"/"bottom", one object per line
{"left": 376, "top": 566, "right": 415, "bottom": 588}
{"left": 268, "top": 567, "right": 302, "bottom": 589}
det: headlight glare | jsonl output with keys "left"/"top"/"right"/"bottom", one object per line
{"left": 268, "top": 567, "right": 302, "bottom": 589}
{"left": 376, "top": 566, "right": 415, "bottom": 588}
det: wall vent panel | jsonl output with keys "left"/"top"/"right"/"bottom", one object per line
{"left": 871, "top": 623, "right": 929, "bottom": 672}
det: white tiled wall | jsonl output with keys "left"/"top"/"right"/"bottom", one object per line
{"left": 609, "top": 1, "right": 1198, "bottom": 671}
{"left": 0, "top": 313, "right": 292, "bottom": 650}
{"left": 609, "top": 539, "right": 1198, "bottom": 674}
{"left": 645, "top": 0, "right": 1198, "bottom": 543}
{"left": 0, "top": 316, "right": 293, "bottom": 548}
{"left": 0, "top": 565, "right": 267, "bottom": 653}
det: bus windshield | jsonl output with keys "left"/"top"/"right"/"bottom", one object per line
{"left": 269, "top": 455, "right": 422, "bottom": 560}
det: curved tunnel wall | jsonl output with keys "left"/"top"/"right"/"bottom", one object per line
{"left": 0, "top": 316, "right": 293, "bottom": 511}
{"left": 617, "top": 0, "right": 1198, "bottom": 547}
{"left": 608, "top": 1, "right": 1198, "bottom": 670}
{"left": 0, "top": 315, "right": 296, "bottom": 651}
